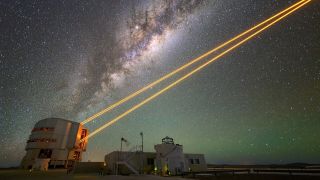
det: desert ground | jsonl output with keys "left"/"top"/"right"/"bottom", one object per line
{"left": 1, "top": 169, "right": 320, "bottom": 180}
{"left": 1, "top": 169, "right": 189, "bottom": 180}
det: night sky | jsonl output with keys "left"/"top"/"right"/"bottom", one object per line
{"left": 1, "top": 0, "right": 320, "bottom": 167}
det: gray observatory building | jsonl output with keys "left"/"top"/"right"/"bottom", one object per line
{"left": 21, "top": 118, "right": 88, "bottom": 169}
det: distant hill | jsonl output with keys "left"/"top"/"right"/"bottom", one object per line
{"left": 207, "top": 163, "right": 320, "bottom": 169}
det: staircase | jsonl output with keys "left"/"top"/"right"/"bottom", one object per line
{"left": 117, "top": 145, "right": 142, "bottom": 175}
{"left": 117, "top": 161, "right": 139, "bottom": 175}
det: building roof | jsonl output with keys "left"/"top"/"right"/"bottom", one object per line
{"left": 35, "top": 118, "right": 79, "bottom": 126}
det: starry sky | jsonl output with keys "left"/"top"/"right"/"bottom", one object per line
{"left": 1, "top": 0, "right": 320, "bottom": 168}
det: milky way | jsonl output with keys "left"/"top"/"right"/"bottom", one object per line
{"left": 82, "top": 1, "right": 205, "bottom": 114}
{"left": 58, "top": 1, "right": 207, "bottom": 121}
{"left": 1, "top": 0, "right": 320, "bottom": 167}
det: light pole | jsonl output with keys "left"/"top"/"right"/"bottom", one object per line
{"left": 117, "top": 137, "right": 126, "bottom": 175}
{"left": 140, "top": 132, "right": 143, "bottom": 152}
{"left": 121, "top": 137, "right": 124, "bottom": 152}
{"left": 140, "top": 132, "right": 144, "bottom": 174}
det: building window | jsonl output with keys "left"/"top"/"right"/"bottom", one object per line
{"left": 147, "top": 158, "right": 154, "bottom": 165}
{"left": 79, "top": 129, "right": 88, "bottom": 150}
{"left": 38, "top": 149, "right": 52, "bottom": 158}
{"left": 189, "top": 159, "right": 194, "bottom": 164}
{"left": 189, "top": 158, "right": 200, "bottom": 165}
{"left": 80, "top": 129, "right": 87, "bottom": 139}
{"left": 73, "top": 151, "right": 81, "bottom": 160}
{"left": 195, "top": 159, "right": 200, "bottom": 164}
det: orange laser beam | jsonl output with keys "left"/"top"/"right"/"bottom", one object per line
{"left": 81, "top": 0, "right": 307, "bottom": 125}
{"left": 82, "top": 0, "right": 311, "bottom": 141}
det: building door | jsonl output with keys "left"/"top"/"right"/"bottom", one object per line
{"left": 180, "top": 162, "right": 184, "bottom": 172}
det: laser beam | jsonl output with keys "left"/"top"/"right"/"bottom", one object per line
{"left": 81, "top": 0, "right": 307, "bottom": 125}
{"left": 82, "top": 0, "right": 311, "bottom": 141}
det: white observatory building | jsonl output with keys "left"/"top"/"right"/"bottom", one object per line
{"left": 154, "top": 136, "right": 186, "bottom": 175}
{"left": 21, "top": 118, "right": 88, "bottom": 170}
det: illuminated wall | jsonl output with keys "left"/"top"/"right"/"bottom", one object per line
{"left": 21, "top": 118, "right": 88, "bottom": 169}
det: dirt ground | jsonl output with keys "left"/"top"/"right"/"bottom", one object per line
{"left": 0, "top": 169, "right": 319, "bottom": 180}
{"left": 0, "top": 169, "right": 190, "bottom": 180}
{"left": 194, "top": 174, "right": 319, "bottom": 180}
